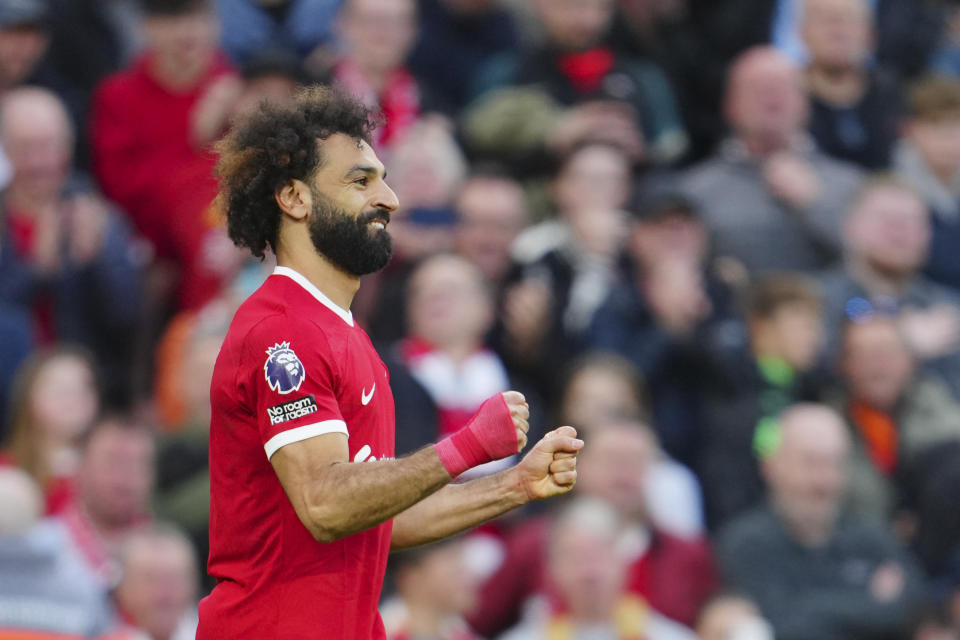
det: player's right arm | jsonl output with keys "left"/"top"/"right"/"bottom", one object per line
{"left": 271, "top": 392, "right": 529, "bottom": 543}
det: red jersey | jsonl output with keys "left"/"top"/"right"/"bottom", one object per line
{"left": 198, "top": 266, "right": 395, "bottom": 639}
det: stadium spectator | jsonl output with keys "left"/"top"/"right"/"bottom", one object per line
{"left": 38, "top": 0, "right": 145, "bottom": 168}
{"left": 386, "top": 254, "right": 542, "bottom": 478}
{"left": 894, "top": 75, "right": 960, "bottom": 292}
{"left": 469, "top": 421, "right": 716, "bottom": 636}
{"left": 189, "top": 48, "right": 303, "bottom": 149}
{"left": 324, "top": 0, "right": 437, "bottom": 150}
{"left": 554, "top": 352, "right": 648, "bottom": 431}
{"left": 379, "top": 118, "right": 466, "bottom": 264}
{"left": 59, "top": 416, "right": 155, "bottom": 585}
{"left": 0, "top": 87, "right": 143, "bottom": 401}
{"left": 680, "top": 46, "right": 863, "bottom": 273}
{"left": 695, "top": 593, "right": 774, "bottom": 640}
{"left": 495, "top": 142, "right": 631, "bottom": 402}
{"left": 801, "top": 0, "right": 903, "bottom": 169}
{"left": 716, "top": 403, "right": 923, "bottom": 640}
{"left": 0, "top": 467, "right": 114, "bottom": 637}
{"left": 2, "top": 347, "right": 100, "bottom": 515}
{"left": 587, "top": 186, "right": 739, "bottom": 464}
{"left": 552, "top": 353, "right": 708, "bottom": 539}
{"left": 772, "top": 0, "right": 944, "bottom": 79}
{"left": 463, "top": 0, "right": 680, "bottom": 171}
{"left": 453, "top": 171, "right": 530, "bottom": 289}
{"left": 407, "top": 0, "right": 518, "bottom": 111}
{"left": 382, "top": 536, "right": 480, "bottom": 640}
{"left": 0, "top": 0, "right": 49, "bottom": 99}
{"left": 498, "top": 497, "right": 698, "bottom": 640}
{"left": 835, "top": 314, "right": 960, "bottom": 523}
{"left": 113, "top": 525, "right": 199, "bottom": 640}
{"left": 820, "top": 176, "right": 960, "bottom": 397}
{"left": 215, "top": 0, "right": 340, "bottom": 66}
{"left": 698, "top": 275, "right": 826, "bottom": 529}
{"left": 91, "top": 0, "right": 237, "bottom": 311}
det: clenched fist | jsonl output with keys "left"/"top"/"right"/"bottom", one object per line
{"left": 513, "top": 426, "right": 584, "bottom": 502}
{"left": 503, "top": 390, "right": 530, "bottom": 451}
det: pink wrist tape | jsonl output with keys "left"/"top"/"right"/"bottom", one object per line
{"left": 435, "top": 394, "right": 517, "bottom": 478}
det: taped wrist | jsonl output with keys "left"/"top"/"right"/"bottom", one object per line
{"left": 434, "top": 394, "right": 517, "bottom": 478}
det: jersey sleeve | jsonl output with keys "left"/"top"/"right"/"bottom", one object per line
{"left": 243, "top": 314, "right": 348, "bottom": 460}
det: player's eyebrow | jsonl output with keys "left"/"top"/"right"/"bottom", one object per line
{"left": 345, "top": 165, "right": 387, "bottom": 180}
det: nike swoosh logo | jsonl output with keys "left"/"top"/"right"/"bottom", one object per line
{"left": 361, "top": 384, "right": 375, "bottom": 406}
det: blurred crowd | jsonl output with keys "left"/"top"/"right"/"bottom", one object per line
{"left": 5, "top": 0, "right": 960, "bottom": 638}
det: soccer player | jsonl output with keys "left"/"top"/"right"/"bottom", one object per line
{"left": 197, "top": 85, "right": 584, "bottom": 638}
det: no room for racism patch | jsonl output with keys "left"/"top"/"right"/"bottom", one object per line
{"left": 267, "top": 395, "right": 319, "bottom": 426}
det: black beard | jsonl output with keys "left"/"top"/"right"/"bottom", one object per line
{"left": 308, "top": 190, "right": 393, "bottom": 277}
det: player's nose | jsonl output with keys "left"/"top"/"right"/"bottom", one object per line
{"left": 373, "top": 181, "right": 400, "bottom": 213}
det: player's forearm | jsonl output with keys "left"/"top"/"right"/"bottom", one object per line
{"left": 303, "top": 445, "right": 452, "bottom": 543}
{"left": 390, "top": 467, "right": 527, "bottom": 550}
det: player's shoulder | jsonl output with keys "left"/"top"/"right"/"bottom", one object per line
{"left": 231, "top": 277, "right": 344, "bottom": 361}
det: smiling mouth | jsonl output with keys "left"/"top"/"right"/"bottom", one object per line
{"left": 365, "top": 213, "right": 390, "bottom": 230}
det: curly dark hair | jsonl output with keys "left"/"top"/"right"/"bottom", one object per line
{"left": 215, "top": 85, "right": 379, "bottom": 259}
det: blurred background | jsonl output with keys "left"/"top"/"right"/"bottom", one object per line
{"left": 3, "top": 0, "right": 960, "bottom": 638}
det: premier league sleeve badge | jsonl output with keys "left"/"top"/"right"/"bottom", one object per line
{"left": 264, "top": 342, "right": 306, "bottom": 394}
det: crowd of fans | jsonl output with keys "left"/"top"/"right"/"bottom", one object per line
{"left": 4, "top": 0, "right": 960, "bottom": 638}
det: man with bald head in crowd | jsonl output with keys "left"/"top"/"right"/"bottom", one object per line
{"left": 680, "top": 46, "right": 863, "bottom": 273}
{"left": 802, "top": 0, "right": 903, "bottom": 169}
{"left": 717, "top": 403, "right": 921, "bottom": 640}
{"left": 0, "top": 87, "right": 142, "bottom": 403}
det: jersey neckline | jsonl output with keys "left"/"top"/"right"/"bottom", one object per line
{"left": 272, "top": 265, "right": 355, "bottom": 327}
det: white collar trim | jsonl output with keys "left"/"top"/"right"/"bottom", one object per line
{"left": 273, "top": 266, "right": 354, "bottom": 326}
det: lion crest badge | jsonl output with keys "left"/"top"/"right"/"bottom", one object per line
{"left": 264, "top": 342, "right": 306, "bottom": 394}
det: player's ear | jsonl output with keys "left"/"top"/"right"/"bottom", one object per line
{"left": 275, "top": 179, "right": 311, "bottom": 221}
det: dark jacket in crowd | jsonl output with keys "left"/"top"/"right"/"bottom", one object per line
{"left": 586, "top": 268, "right": 742, "bottom": 466}
{"left": 717, "top": 505, "right": 923, "bottom": 640}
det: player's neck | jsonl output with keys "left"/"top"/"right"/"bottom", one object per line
{"left": 277, "top": 251, "right": 361, "bottom": 311}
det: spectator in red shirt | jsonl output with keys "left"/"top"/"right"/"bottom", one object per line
{"left": 2, "top": 347, "right": 100, "bottom": 515}
{"left": 90, "top": 0, "right": 238, "bottom": 310}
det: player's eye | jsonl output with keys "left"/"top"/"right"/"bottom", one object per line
{"left": 354, "top": 177, "right": 369, "bottom": 187}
